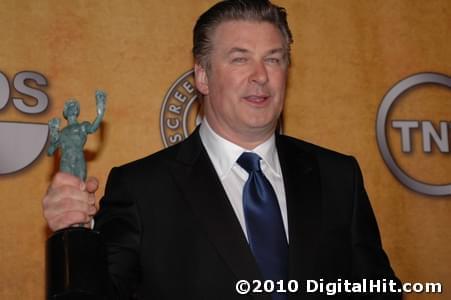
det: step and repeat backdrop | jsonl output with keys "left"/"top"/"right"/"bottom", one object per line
{"left": 0, "top": 1, "right": 449, "bottom": 299}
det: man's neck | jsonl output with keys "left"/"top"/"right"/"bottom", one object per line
{"left": 204, "top": 118, "right": 275, "bottom": 150}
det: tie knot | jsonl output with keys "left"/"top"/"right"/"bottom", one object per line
{"left": 237, "top": 152, "right": 261, "bottom": 173}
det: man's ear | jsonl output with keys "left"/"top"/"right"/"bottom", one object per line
{"left": 194, "top": 63, "right": 209, "bottom": 95}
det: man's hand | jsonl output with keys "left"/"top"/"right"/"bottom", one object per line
{"left": 43, "top": 172, "right": 99, "bottom": 231}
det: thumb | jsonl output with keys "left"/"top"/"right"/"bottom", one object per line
{"left": 85, "top": 177, "right": 99, "bottom": 193}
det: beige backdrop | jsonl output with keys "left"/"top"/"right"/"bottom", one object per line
{"left": 0, "top": 1, "right": 449, "bottom": 299}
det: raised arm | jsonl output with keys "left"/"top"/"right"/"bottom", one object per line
{"left": 86, "top": 90, "right": 107, "bottom": 134}
{"left": 47, "top": 118, "right": 60, "bottom": 156}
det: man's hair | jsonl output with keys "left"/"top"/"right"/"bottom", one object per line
{"left": 193, "top": 0, "right": 293, "bottom": 68}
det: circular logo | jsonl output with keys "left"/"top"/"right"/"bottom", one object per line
{"left": 160, "top": 70, "right": 202, "bottom": 147}
{"left": 376, "top": 72, "right": 451, "bottom": 196}
{"left": 0, "top": 121, "right": 48, "bottom": 174}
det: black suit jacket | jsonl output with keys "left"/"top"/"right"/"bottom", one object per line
{"left": 95, "top": 129, "right": 401, "bottom": 299}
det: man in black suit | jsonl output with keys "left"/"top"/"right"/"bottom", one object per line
{"left": 43, "top": 0, "right": 401, "bottom": 299}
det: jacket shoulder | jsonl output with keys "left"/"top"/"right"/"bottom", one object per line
{"left": 278, "top": 134, "right": 353, "bottom": 161}
{"left": 277, "top": 134, "right": 360, "bottom": 178}
{"left": 107, "top": 140, "right": 185, "bottom": 182}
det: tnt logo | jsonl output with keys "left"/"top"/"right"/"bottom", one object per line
{"left": 392, "top": 120, "right": 449, "bottom": 153}
{"left": 0, "top": 70, "right": 49, "bottom": 175}
{"left": 376, "top": 72, "right": 450, "bottom": 196}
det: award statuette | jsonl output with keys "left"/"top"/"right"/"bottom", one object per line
{"left": 46, "top": 91, "right": 107, "bottom": 299}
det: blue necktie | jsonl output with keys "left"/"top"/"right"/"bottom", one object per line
{"left": 237, "top": 152, "right": 288, "bottom": 300}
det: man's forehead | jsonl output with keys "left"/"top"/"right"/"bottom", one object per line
{"left": 213, "top": 20, "right": 282, "bottom": 35}
{"left": 211, "top": 20, "right": 286, "bottom": 48}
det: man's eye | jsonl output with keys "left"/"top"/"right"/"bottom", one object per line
{"left": 265, "top": 57, "right": 281, "bottom": 64}
{"left": 232, "top": 57, "right": 247, "bottom": 63}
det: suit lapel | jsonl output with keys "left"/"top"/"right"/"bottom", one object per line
{"left": 276, "top": 135, "right": 322, "bottom": 281}
{"left": 170, "top": 129, "right": 264, "bottom": 286}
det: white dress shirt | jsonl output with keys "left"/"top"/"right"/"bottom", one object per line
{"left": 199, "top": 119, "right": 289, "bottom": 241}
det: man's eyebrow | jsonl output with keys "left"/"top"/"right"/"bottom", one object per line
{"left": 226, "top": 47, "right": 287, "bottom": 57}
{"left": 266, "top": 48, "right": 286, "bottom": 56}
{"left": 227, "top": 47, "right": 250, "bottom": 55}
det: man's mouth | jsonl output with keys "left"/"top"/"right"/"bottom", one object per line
{"left": 243, "top": 95, "right": 270, "bottom": 104}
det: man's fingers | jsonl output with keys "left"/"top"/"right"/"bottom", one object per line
{"left": 44, "top": 197, "right": 91, "bottom": 219}
{"left": 45, "top": 185, "right": 89, "bottom": 206}
{"left": 85, "top": 177, "right": 99, "bottom": 193}
{"left": 49, "top": 172, "right": 82, "bottom": 190}
{"left": 43, "top": 187, "right": 97, "bottom": 219}
{"left": 88, "top": 191, "right": 96, "bottom": 206}
{"left": 45, "top": 199, "right": 97, "bottom": 231}
{"left": 50, "top": 211, "right": 92, "bottom": 230}
{"left": 48, "top": 172, "right": 99, "bottom": 193}
{"left": 43, "top": 173, "right": 99, "bottom": 232}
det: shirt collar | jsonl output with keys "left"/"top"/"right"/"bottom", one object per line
{"left": 199, "top": 118, "right": 281, "bottom": 179}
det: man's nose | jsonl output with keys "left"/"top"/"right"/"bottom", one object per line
{"left": 249, "top": 61, "right": 269, "bottom": 85}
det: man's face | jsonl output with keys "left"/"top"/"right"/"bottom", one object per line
{"left": 195, "top": 21, "right": 289, "bottom": 147}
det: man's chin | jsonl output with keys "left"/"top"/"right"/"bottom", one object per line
{"left": 241, "top": 120, "right": 279, "bottom": 135}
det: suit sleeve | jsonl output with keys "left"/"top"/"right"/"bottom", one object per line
{"left": 94, "top": 167, "right": 142, "bottom": 299}
{"left": 350, "top": 157, "right": 402, "bottom": 299}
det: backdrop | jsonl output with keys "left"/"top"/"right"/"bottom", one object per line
{"left": 0, "top": 1, "right": 449, "bottom": 299}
